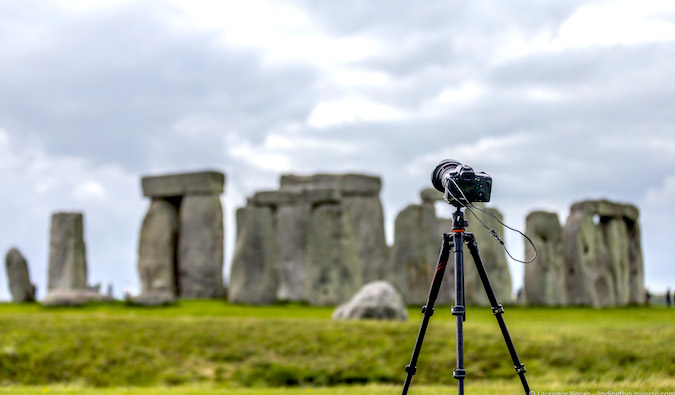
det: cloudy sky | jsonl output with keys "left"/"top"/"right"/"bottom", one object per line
{"left": 1, "top": 0, "right": 674, "bottom": 300}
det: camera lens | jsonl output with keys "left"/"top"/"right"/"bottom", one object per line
{"left": 431, "top": 159, "right": 461, "bottom": 192}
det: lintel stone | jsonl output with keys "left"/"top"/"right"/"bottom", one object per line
{"left": 570, "top": 200, "right": 639, "bottom": 221}
{"left": 142, "top": 171, "right": 225, "bottom": 198}
{"left": 420, "top": 188, "right": 443, "bottom": 203}
{"left": 280, "top": 174, "right": 381, "bottom": 196}
{"left": 251, "top": 191, "right": 301, "bottom": 206}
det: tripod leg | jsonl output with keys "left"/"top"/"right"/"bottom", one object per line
{"left": 451, "top": 230, "right": 466, "bottom": 395}
{"left": 465, "top": 233, "right": 531, "bottom": 395}
{"left": 401, "top": 233, "right": 453, "bottom": 395}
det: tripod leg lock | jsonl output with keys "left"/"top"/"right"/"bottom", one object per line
{"left": 421, "top": 305, "right": 434, "bottom": 316}
{"left": 451, "top": 305, "right": 465, "bottom": 316}
{"left": 453, "top": 369, "right": 466, "bottom": 379}
{"left": 405, "top": 364, "right": 417, "bottom": 375}
{"left": 514, "top": 363, "right": 527, "bottom": 374}
{"left": 491, "top": 304, "right": 505, "bottom": 315}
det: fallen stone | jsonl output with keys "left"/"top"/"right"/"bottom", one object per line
{"left": 332, "top": 281, "right": 408, "bottom": 321}
{"left": 42, "top": 289, "right": 113, "bottom": 307}
{"left": 129, "top": 291, "right": 176, "bottom": 306}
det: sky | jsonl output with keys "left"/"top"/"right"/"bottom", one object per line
{"left": 1, "top": 0, "right": 674, "bottom": 300}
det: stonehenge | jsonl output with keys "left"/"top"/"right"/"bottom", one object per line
{"left": 229, "top": 174, "right": 388, "bottom": 305}
{"left": 5, "top": 248, "right": 35, "bottom": 302}
{"left": 523, "top": 200, "right": 644, "bottom": 307}
{"left": 2, "top": 168, "right": 645, "bottom": 309}
{"left": 134, "top": 171, "right": 225, "bottom": 304}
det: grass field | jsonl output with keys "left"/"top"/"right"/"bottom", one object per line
{"left": 0, "top": 301, "right": 673, "bottom": 394}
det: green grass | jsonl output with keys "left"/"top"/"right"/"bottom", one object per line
{"left": 0, "top": 301, "right": 673, "bottom": 393}
{"left": 1, "top": 380, "right": 674, "bottom": 394}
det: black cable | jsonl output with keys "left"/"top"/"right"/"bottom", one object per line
{"left": 445, "top": 178, "right": 537, "bottom": 264}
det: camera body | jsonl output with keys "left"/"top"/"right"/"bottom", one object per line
{"left": 431, "top": 159, "right": 492, "bottom": 207}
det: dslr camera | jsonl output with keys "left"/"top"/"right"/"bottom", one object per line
{"left": 431, "top": 159, "right": 492, "bottom": 207}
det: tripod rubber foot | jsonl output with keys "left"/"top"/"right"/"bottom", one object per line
{"left": 453, "top": 369, "right": 466, "bottom": 379}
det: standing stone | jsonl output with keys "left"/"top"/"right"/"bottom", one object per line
{"left": 626, "top": 219, "right": 644, "bottom": 305}
{"left": 48, "top": 212, "right": 87, "bottom": 291}
{"left": 5, "top": 248, "right": 35, "bottom": 302}
{"left": 178, "top": 195, "right": 225, "bottom": 298}
{"left": 43, "top": 212, "right": 112, "bottom": 306}
{"left": 390, "top": 203, "right": 440, "bottom": 305}
{"left": 342, "top": 195, "right": 389, "bottom": 283}
{"left": 332, "top": 281, "right": 408, "bottom": 321}
{"left": 134, "top": 199, "right": 179, "bottom": 305}
{"left": 462, "top": 207, "right": 512, "bottom": 306}
{"left": 563, "top": 200, "right": 643, "bottom": 307}
{"left": 523, "top": 212, "right": 566, "bottom": 306}
{"left": 306, "top": 201, "right": 362, "bottom": 305}
{"left": 275, "top": 202, "right": 310, "bottom": 301}
{"left": 563, "top": 209, "right": 601, "bottom": 306}
{"left": 228, "top": 205, "right": 279, "bottom": 304}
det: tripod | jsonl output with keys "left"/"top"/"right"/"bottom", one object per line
{"left": 401, "top": 207, "right": 530, "bottom": 395}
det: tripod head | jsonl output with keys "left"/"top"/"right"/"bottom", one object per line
{"left": 452, "top": 207, "right": 469, "bottom": 232}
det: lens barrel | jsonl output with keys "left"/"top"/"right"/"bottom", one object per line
{"left": 431, "top": 159, "right": 461, "bottom": 192}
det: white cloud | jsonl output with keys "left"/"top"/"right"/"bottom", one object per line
{"left": 437, "top": 82, "right": 486, "bottom": 104}
{"left": 493, "top": 0, "right": 675, "bottom": 64}
{"left": 73, "top": 180, "right": 106, "bottom": 201}
{"left": 307, "top": 97, "right": 404, "bottom": 128}
{"left": 166, "top": 0, "right": 381, "bottom": 66}
{"left": 556, "top": 0, "right": 675, "bottom": 48}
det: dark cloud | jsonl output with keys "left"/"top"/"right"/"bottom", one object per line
{"left": 0, "top": 1, "right": 318, "bottom": 172}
